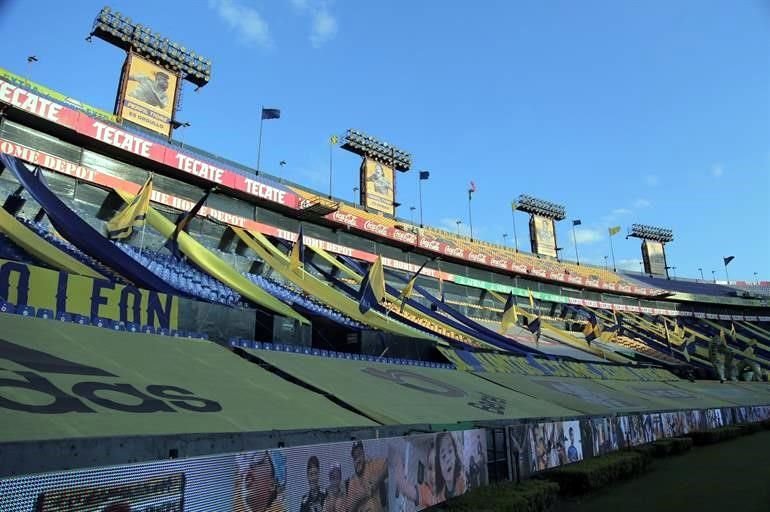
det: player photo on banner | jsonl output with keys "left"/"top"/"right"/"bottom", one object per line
{"left": 591, "top": 417, "right": 620, "bottom": 455}
{"left": 361, "top": 158, "right": 395, "bottom": 215}
{"left": 641, "top": 414, "right": 656, "bottom": 443}
{"left": 119, "top": 53, "right": 179, "bottom": 136}
{"left": 234, "top": 450, "right": 288, "bottom": 512}
{"left": 562, "top": 420, "right": 583, "bottom": 464}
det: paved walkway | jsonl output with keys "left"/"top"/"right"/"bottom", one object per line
{"left": 559, "top": 430, "right": 770, "bottom": 512}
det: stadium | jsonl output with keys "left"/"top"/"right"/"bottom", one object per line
{"left": 0, "top": 4, "right": 768, "bottom": 512}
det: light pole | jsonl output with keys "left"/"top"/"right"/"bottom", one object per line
{"left": 698, "top": 268, "right": 704, "bottom": 281}
{"left": 503, "top": 233, "right": 508, "bottom": 247}
{"left": 754, "top": 272, "right": 759, "bottom": 283}
{"left": 409, "top": 206, "right": 416, "bottom": 225}
{"left": 510, "top": 201, "right": 519, "bottom": 252}
{"left": 353, "top": 186, "right": 358, "bottom": 204}
{"left": 456, "top": 219, "right": 463, "bottom": 237}
{"left": 604, "top": 256, "right": 609, "bottom": 271}
{"left": 639, "top": 261, "right": 644, "bottom": 274}
{"left": 711, "top": 270, "right": 716, "bottom": 283}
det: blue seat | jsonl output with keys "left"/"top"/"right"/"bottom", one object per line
{"left": 36, "top": 308, "right": 54, "bottom": 319}
{"left": 157, "top": 327, "right": 170, "bottom": 336}
{"left": 126, "top": 322, "right": 140, "bottom": 332}
{"left": 72, "top": 314, "right": 89, "bottom": 325}
{"left": 142, "top": 325, "right": 156, "bottom": 334}
{"left": 112, "top": 322, "right": 126, "bottom": 331}
{"left": 0, "top": 300, "right": 16, "bottom": 314}
{"left": 19, "top": 305, "right": 35, "bottom": 317}
{"left": 56, "top": 311, "right": 72, "bottom": 322}
{"left": 92, "top": 317, "right": 112, "bottom": 328}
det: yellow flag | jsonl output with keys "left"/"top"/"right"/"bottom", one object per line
{"left": 528, "top": 289, "right": 535, "bottom": 309}
{"left": 330, "top": 134, "right": 339, "bottom": 145}
{"left": 500, "top": 293, "right": 518, "bottom": 334}
{"left": 289, "top": 226, "right": 304, "bottom": 273}
{"left": 730, "top": 322, "right": 736, "bottom": 338}
{"left": 106, "top": 177, "right": 152, "bottom": 240}
{"left": 608, "top": 226, "right": 621, "bottom": 237}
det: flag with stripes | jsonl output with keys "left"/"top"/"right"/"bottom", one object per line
{"left": 106, "top": 176, "right": 152, "bottom": 240}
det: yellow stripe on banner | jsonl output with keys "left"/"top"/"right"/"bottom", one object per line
{"left": 234, "top": 227, "right": 439, "bottom": 341}
{"left": 0, "top": 207, "right": 105, "bottom": 279}
{"left": 245, "top": 229, "right": 497, "bottom": 349}
{"left": 114, "top": 191, "right": 310, "bottom": 325}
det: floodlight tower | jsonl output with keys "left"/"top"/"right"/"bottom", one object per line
{"left": 515, "top": 194, "right": 566, "bottom": 259}
{"left": 627, "top": 223, "right": 674, "bottom": 278}
{"left": 340, "top": 129, "right": 411, "bottom": 217}
{"left": 88, "top": 6, "right": 212, "bottom": 138}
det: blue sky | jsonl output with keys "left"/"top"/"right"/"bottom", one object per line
{"left": 1, "top": 0, "right": 768, "bottom": 281}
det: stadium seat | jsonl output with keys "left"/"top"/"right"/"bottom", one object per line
{"left": 18, "top": 305, "right": 35, "bottom": 317}
{"left": 125, "top": 322, "right": 140, "bottom": 333}
{"left": 72, "top": 314, "right": 89, "bottom": 325}
{"left": 56, "top": 311, "right": 72, "bottom": 322}
{"left": 157, "top": 327, "right": 170, "bottom": 336}
{"left": 35, "top": 308, "right": 54, "bottom": 320}
{"left": 141, "top": 325, "right": 156, "bottom": 334}
{"left": 0, "top": 299, "right": 16, "bottom": 314}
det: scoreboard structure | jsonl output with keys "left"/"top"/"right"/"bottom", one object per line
{"left": 515, "top": 194, "right": 566, "bottom": 259}
{"left": 628, "top": 224, "right": 674, "bottom": 278}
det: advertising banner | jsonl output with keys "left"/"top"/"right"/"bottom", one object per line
{"left": 117, "top": 53, "right": 179, "bottom": 137}
{"left": 530, "top": 215, "right": 557, "bottom": 258}
{"left": 508, "top": 419, "right": 583, "bottom": 481}
{"left": 0, "top": 430, "right": 488, "bottom": 512}
{"left": 0, "top": 258, "right": 178, "bottom": 328}
{"left": 361, "top": 158, "right": 395, "bottom": 215}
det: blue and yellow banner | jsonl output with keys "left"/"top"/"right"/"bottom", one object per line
{"left": 0, "top": 259, "right": 178, "bottom": 328}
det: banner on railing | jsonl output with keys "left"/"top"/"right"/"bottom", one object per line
{"left": 0, "top": 429, "right": 489, "bottom": 512}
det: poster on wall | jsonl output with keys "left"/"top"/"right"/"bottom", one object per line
{"left": 530, "top": 215, "right": 557, "bottom": 258}
{"left": 508, "top": 420, "right": 583, "bottom": 481}
{"left": 117, "top": 53, "right": 179, "bottom": 137}
{"left": 360, "top": 158, "right": 395, "bottom": 216}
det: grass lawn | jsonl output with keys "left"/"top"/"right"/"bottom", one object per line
{"left": 559, "top": 430, "right": 770, "bottom": 512}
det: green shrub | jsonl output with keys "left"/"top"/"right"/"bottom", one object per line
{"left": 435, "top": 479, "right": 560, "bottom": 512}
{"left": 687, "top": 426, "right": 744, "bottom": 445}
{"left": 536, "top": 451, "right": 650, "bottom": 496}
{"left": 735, "top": 422, "right": 762, "bottom": 435}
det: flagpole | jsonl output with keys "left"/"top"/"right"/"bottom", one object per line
{"left": 511, "top": 206, "right": 519, "bottom": 252}
{"left": 256, "top": 105, "right": 264, "bottom": 175}
{"left": 467, "top": 190, "right": 474, "bottom": 241}
{"left": 724, "top": 261, "right": 729, "bottom": 283}
{"left": 418, "top": 175, "right": 424, "bottom": 227}
{"left": 328, "top": 142, "right": 333, "bottom": 199}
{"left": 138, "top": 173, "right": 152, "bottom": 257}
{"left": 572, "top": 223, "right": 580, "bottom": 265}
{"left": 609, "top": 234, "right": 617, "bottom": 272}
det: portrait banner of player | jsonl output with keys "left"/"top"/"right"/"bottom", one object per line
{"left": 118, "top": 53, "right": 179, "bottom": 136}
{"left": 508, "top": 424, "right": 536, "bottom": 481}
{"left": 234, "top": 450, "right": 288, "bottom": 512}
{"left": 531, "top": 215, "right": 557, "bottom": 258}
{"left": 361, "top": 158, "right": 395, "bottom": 215}
{"left": 462, "top": 430, "right": 488, "bottom": 492}
{"left": 578, "top": 419, "right": 596, "bottom": 459}
{"left": 562, "top": 420, "right": 583, "bottom": 463}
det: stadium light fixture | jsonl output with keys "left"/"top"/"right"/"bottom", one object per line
{"left": 340, "top": 129, "right": 411, "bottom": 171}
{"left": 514, "top": 194, "right": 566, "bottom": 220}
{"left": 628, "top": 223, "right": 674, "bottom": 243}
{"left": 89, "top": 6, "right": 212, "bottom": 87}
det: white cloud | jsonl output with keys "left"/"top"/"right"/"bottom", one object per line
{"left": 209, "top": 0, "right": 272, "bottom": 48}
{"left": 573, "top": 228, "right": 604, "bottom": 245}
{"left": 611, "top": 208, "right": 632, "bottom": 216}
{"left": 439, "top": 217, "right": 471, "bottom": 237}
{"left": 310, "top": 10, "right": 338, "bottom": 47}
{"left": 645, "top": 174, "right": 659, "bottom": 187}
{"left": 616, "top": 259, "right": 643, "bottom": 272}
{"left": 633, "top": 198, "right": 651, "bottom": 208}
{"left": 711, "top": 164, "right": 724, "bottom": 178}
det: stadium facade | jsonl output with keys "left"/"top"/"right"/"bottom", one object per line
{"left": 0, "top": 18, "right": 769, "bottom": 511}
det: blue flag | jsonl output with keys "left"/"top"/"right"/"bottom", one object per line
{"left": 261, "top": 108, "right": 281, "bottom": 120}
{"left": 419, "top": 171, "right": 430, "bottom": 180}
